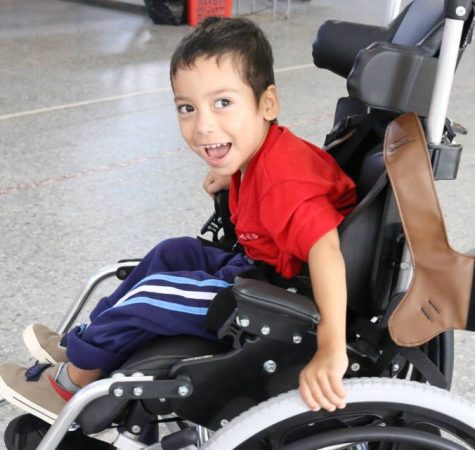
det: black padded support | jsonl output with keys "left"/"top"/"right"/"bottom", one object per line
{"left": 234, "top": 277, "right": 318, "bottom": 321}
{"left": 313, "top": 20, "right": 395, "bottom": 78}
{"left": 312, "top": 0, "right": 445, "bottom": 80}
{"left": 232, "top": 277, "right": 318, "bottom": 344}
{"left": 347, "top": 43, "right": 438, "bottom": 117}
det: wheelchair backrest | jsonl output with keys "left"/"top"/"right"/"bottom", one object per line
{"left": 325, "top": 109, "right": 396, "bottom": 317}
{"left": 390, "top": 0, "right": 444, "bottom": 46}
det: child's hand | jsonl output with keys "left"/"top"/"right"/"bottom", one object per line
{"left": 299, "top": 346, "right": 348, "bottom": 412}
{"left": 203, "top": 171, "right": 231, "bottom": 197}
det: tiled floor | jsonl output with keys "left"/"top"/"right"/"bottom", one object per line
{"left": 1, "top": 0, "right": 475, "bottom": 446}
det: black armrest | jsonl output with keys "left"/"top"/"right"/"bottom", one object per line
{"left": 232, "top": 277, "right": 319, "bottom": 345}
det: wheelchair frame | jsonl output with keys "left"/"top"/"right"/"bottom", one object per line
{"left": 8, "top": 0, "right": 475, "bottom": 449}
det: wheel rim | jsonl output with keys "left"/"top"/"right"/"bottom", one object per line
{"left": 236, "top": 402, "right": 475, "bottom": 449}
{"left": 203, "top": 379, "right": 475, "bottom": 450}
{"left": 281, "top": 426, "right": 468, "bottom": 450}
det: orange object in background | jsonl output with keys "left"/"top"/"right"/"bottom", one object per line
{"left": 187, "top": 0, "right": 232, "bottom": 26}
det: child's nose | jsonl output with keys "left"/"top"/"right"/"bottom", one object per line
{"left": 195, "top": 111, "right": 215, "bottom": 135}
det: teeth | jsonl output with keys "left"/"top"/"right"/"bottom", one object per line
{"left": 201, "top": 143, "right": 227, "bottom": 150}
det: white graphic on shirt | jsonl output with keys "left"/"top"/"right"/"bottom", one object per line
{"left": 238, "top": 233, "right": 260, "bottom": 241}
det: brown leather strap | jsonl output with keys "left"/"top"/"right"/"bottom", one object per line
{"left": 384, "top": 113, "right": 474, "bottom": 346}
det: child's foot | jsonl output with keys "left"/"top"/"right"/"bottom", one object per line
{"left": 0, "top": 362, "right": 74, "bottom": 424}
{"left": 23, "top": 323, "right": 68, "bottom": 364}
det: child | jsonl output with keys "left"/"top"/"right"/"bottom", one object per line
{"left": 0, "top": 16, "right": 356, "bottom": 423}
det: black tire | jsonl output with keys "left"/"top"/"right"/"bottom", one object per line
{"left": 4, "top": 414, "right": 112, "bottom": 450}
{"left": 202, "top": 378, "right": 475, "bottom": 450}
{"left": 282, "top": 426, "right": 468, "bottom": 450}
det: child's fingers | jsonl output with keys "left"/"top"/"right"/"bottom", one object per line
{"left": 203, "top": 172, "right": 215, "bottom": 189}
{"left": 299, "top": 379, "right": 321, "bottom": 412}
{"left": 204, "top": 179, "right": 222, "bottom": 197}
{"left": 316, "top": 373, "right": 345, "bottom": 409}
{"left": 206, "top": 181, "right": 218, "bottom": 194}
{"left": 329, "top": 373, "right": 347, "bottom": 405}
{"left": 204, "top": 175, "right": 230, "bottom": 196}
{"left": 305, "top": 375, "right": 336, "bottom": 412}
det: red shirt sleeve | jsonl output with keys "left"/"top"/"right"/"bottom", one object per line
{"left": 259, "top": 180, "right": 345, "bottom": 262}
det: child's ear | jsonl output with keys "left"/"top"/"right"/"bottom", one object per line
{"left": 261, "top": 85, "right": 280, "bottom": 121}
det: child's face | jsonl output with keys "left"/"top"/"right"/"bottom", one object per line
{"left": 172, "top": 55, "right": 279, "bottom": 176}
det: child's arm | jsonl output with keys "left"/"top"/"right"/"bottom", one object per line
{"left": 203, "top": 171, "right": 231, "bottom": 197}
{"left": 299, "top": 227, "right": 348, "bottom": 411}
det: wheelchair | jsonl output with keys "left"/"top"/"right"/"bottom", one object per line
{"left": 4, "top": 0, "right": 475, "bottom": 448}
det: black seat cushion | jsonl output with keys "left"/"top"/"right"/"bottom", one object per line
{"left": 119, "top": 335, "right": 231, "bottom": 373}
{"left": 77, "top": 336, "right": 231, "bottom": 434}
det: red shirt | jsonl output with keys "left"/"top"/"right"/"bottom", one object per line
{"left": 229, "top": 124, "right": 356, "bottom": 279}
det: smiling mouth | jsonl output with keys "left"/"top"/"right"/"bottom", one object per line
{"left": 200, "top": 143, "right": 232, "bottom": 163}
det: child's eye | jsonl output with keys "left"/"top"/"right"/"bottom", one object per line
{"left": 215, "top": 98, "right": 232, "bottom": 109}
{"left": 177, "top": 104, "right": 194, "bottom": 114}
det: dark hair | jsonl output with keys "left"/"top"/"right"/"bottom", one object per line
{"left": 170, "top": 17, "right": 275, "bottom": 103}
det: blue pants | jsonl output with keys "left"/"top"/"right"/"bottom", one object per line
{"left": 66, "top": 237, "right": 253, "bottom": 372}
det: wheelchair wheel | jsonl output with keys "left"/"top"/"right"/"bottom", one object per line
{"left": 202, "top": 378, "right": 475, "bottom": 450}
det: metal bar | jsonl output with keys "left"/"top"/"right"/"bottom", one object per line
{"left": 57, "top": 261, "right": 139, "bottom": 334}
{"left": 197, "top": 425, "right": 210, "bottom": 445}
{"left": 37, "top": 376, "right": 153, "bottom": 450}
{"left": 384, "top": 0, "right": 402, "bottom": 26}
{"left": 394, "top": 244, "right": 414, "bottom": 294}
{"left": 426, "top": 18, "right": 464, "bottom": 144}
{"left": 36, "top": 379, "right": 116, "bottom": 450}
{"left": 1, "top": 262, "right": 138, "bottom": 410}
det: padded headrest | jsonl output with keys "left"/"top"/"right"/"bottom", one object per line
{"left": 313, "top": 0, "right": 447, "bottom": 80}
